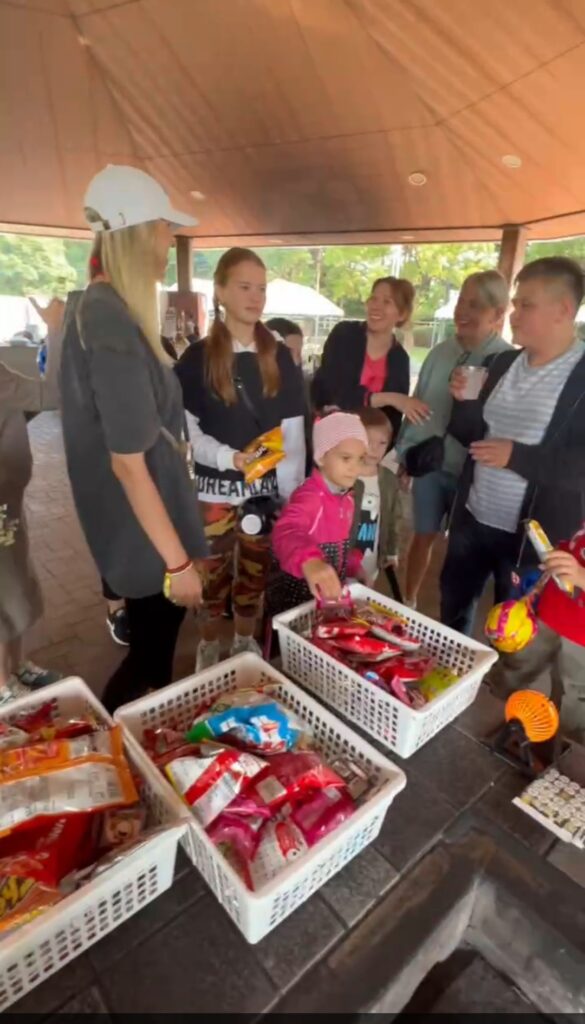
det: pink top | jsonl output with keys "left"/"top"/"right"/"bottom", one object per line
{"left": 272, "top": 469, "right": 363, "bottom": 579}
{"left": 360, "top": 352, "right": 387, "bottom": 398}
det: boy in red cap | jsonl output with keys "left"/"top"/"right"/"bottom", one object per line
{"left": 490, "top": 524, "right": 585, "bottom": 742}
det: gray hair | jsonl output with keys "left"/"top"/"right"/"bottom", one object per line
{"left": 461, "top": 269, "right": 509, "bottom": 310}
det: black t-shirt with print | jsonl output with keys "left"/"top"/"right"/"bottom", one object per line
{"left": 176, "top": 340, "right": 304, "bottom": 497}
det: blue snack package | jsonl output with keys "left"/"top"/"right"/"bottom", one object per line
{"left": 186, "top": 689, "right": 303, "bottom": 755}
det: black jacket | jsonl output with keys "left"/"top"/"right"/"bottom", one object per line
{"left": 311, "top": 321, "right": 410, "bottom": 441}
{"left": 449, "top": 347, "right": 585, "bottom": 561}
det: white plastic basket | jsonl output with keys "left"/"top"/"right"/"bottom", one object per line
{"left": 115, "top": 653, "right": 406, "bottom": 944}
{"left": 0, "top": 678, "right": 185, "bottom": 1012}
{"left": 273, "top": 583, "right": 498, "bottom": 759}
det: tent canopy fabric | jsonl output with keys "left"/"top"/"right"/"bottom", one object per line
{"left": 3, "top": 0, "right": 585, "bottom": 244}
{"left": 168, "top": 277, "right": 344, "bottom": 317}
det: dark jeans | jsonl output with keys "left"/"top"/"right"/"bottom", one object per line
{"left": 440, "top": 508, "right": 520, "bottom": 636}
{"left": 101, "top": 592, "right": 185, "bottom": 713}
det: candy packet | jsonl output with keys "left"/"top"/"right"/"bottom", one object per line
{"left": 186, "top": 689, "right": 303, "bottom": 755}
{"left": 416, "top": 666, "right": 459, "bottom": 701}
{"left": 0, "top": 744, "right": 138, "bottom": 837}
{"left": 243, "top": 426, "right": 284, "bottom": 484}
{"left": 291, "top": 786, "right": 355, "bottom": 846}
{"left": 330, "top": 635, "right": 402, "bottom": 663}
{"left": 207, "top": 811, "right": 267, "bottom": 862}
{"left": 0, "top": 726, "right": 127, "bottom": 780}
{"left": 165, "top": 743, "right": 266, "bottom": 827}
{"left": 250, "top": 751, "right": 346, "bottom": 812}
{"left": 249, "top": 819, "right": 308, "bottom": 891}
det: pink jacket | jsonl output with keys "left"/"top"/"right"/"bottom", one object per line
{"left": 272, "top": 469, "right": 362, "bottom": 579}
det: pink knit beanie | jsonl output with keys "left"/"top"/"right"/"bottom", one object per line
{"left": 313, "top": 412, "right": 369, "bottom": 463}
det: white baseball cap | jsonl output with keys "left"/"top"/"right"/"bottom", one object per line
{"left": 83, "top": 164, "right": 198, "bottom": 232}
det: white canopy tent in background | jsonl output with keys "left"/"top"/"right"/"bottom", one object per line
{"left": 167, "top": 277, "right": 343, "bottom": 334}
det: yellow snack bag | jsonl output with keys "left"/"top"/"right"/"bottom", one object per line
{"left": 243, "top": 426, "right": 284, "bottom": 484}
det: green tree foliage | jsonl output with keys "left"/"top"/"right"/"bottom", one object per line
{"left": 0, "top": 235, "right": 78, "bottom": 296}
{"left": 1, "top": 229, "right": 584, "bottom": 320}
{"left": 401, "top": 243, "right": 498, "bottom": 318}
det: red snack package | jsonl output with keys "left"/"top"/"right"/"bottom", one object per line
{"left": 292, "top": 786, "right": 355, "bottom": 846}
{"left": 314, "top": 620, "right": 369, "bottom": 640}
{"left": 249, "top": 819, "right": 308, "bottom": 890}
{"left": 0, "top": 735, "right": 139, "bottom": 838}
{"left": 4, "top": 703, "right": 98, "bottom": 744}
{"left": 207, "top": 812, "right": 267, "bottom": 862}
{"left": 376, "top": 653, "right": 434, "bottom": 682}
{"left": 315, "top": 589, "right": 354, "bottom": 624}
{"left": 0, "top": 857, "right": 62, "bottom": 933}
{"left": 331, "top": 635, "right": 402, "bottom": 662}
{"left": 250, "top": 751, "right": 345, "bottom": 812}
{"left": 143, "top": 727, "right": 201, "bottom": 769}
{"left": 164, "top": 743, "right": 266, "bottom": 827}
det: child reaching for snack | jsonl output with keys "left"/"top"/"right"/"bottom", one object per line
{"left": 270, "top": 413, "right": 369, "bottom": 612}
{"left": 352, "top": 408, "right": 402, "bottom": 588}
{"left": 489, "top": 522, "right": 585, "bottom": 742}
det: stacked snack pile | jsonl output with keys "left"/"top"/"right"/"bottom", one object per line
{"left": 143, "top": 687, "right": 376, "bottom": 891}
{"left": 306, "top": 592, "right": 460, "bottom": 709}
{"left": 0, "top": 703, "right": 158, "bottom": 934}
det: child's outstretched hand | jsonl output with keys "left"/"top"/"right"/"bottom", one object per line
{"left": 544, "top": 550, "right": 585, "bottom": 590}
{"left": 302, "top": 558, "right": 342, "bottom": 600}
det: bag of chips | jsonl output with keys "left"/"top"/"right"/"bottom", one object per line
{"left": 165, "top": 743, "right": 266, "bottom": 827}
{"left": 249, "top": 819, "right": 308, "bottom": 891}
{"left": 291, "top": 787, "right": 355, "bottom": 846}
{"left": 0, "top": 734, "right": 138, "bottom": 837}
{"left": 186, "top": 689, "right": 303, "bottom": 755}
{"left": 0, "top": 726, "right": 127, "bottom": 780}
{"left": 243, "top": 427, "right": 284, "bottom": 484}
{"left": 250, "top": 751, "right": 346, "bottom": 812}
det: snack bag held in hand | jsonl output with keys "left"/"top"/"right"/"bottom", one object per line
{"left": 243, "top": 426, "right": 284, "bottom": 484}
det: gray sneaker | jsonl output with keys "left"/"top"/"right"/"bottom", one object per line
{"left": 195, "top": 639, "right": 221, "bottom": 673}
{"left": 230, "top": 635, "right": 262, "bottom": 658}
{"left": 15, "top": 662, "right": 63, "bottom": 691}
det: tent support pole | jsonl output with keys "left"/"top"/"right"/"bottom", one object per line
{"left": 497, "top": 225, "right": 526, "bottom": 288}
{"left": 176, "top": 236, "right": 193, "bottom": 292}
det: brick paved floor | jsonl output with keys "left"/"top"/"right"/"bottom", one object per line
{"left": 24, "top": 412, "right": 447, "bottom": 700}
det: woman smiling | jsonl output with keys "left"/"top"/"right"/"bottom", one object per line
{"left": 311, "top": 276, "right": 427, "bottom": 439}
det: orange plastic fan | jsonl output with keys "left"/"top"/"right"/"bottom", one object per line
{"left": 505, "top": 690, "right": 559, "bottom": 743}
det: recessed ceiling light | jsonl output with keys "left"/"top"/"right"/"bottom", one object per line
{"left": 502, "top": 154, "right": 522, "bottom": 169}
{"left": 401, "top": 234, "right": 415, "bottom": 240}
{"left": 189, "top": 190, "right": 206, "bottom": 200}
{"left": 408, "top": 172, "right": 427, "bottom": 187}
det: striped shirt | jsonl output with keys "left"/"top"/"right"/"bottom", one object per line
{"left": 468, "top": 340, "right": 584, "bottom": 533}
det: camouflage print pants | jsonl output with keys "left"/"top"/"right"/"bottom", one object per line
{"left": 200, "top": 502, "right": 272, "bottom": 620}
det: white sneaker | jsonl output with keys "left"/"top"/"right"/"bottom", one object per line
{"left": 0, "top": 677, "right": 31, "bottom": 706}
{"left": 195, "top": 638, "right": 221, "bottom": 673}
{"left": 230, "top": 634, "right": 262, "bottom": 658}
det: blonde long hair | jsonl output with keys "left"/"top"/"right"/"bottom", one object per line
{"left": 89, "top": 222, "right": 169, "bottom": 364}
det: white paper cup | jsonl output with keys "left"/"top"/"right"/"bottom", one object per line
{"left": 460, "top": 365, "right": 488, "bottom": 399}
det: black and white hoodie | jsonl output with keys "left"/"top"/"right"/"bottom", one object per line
{"left": 176, "top": 338, "right": 306, "bottom": 505}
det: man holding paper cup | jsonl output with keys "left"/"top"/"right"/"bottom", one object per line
{"left": 396, "top": 271, "right": 510, "bottom": 608}
{"left": 441, "top": 256, "right": 585, "bottom": 637}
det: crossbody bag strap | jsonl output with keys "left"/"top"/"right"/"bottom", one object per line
{"left": 233, "top": 374, "right": 264, "bottom": 433}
